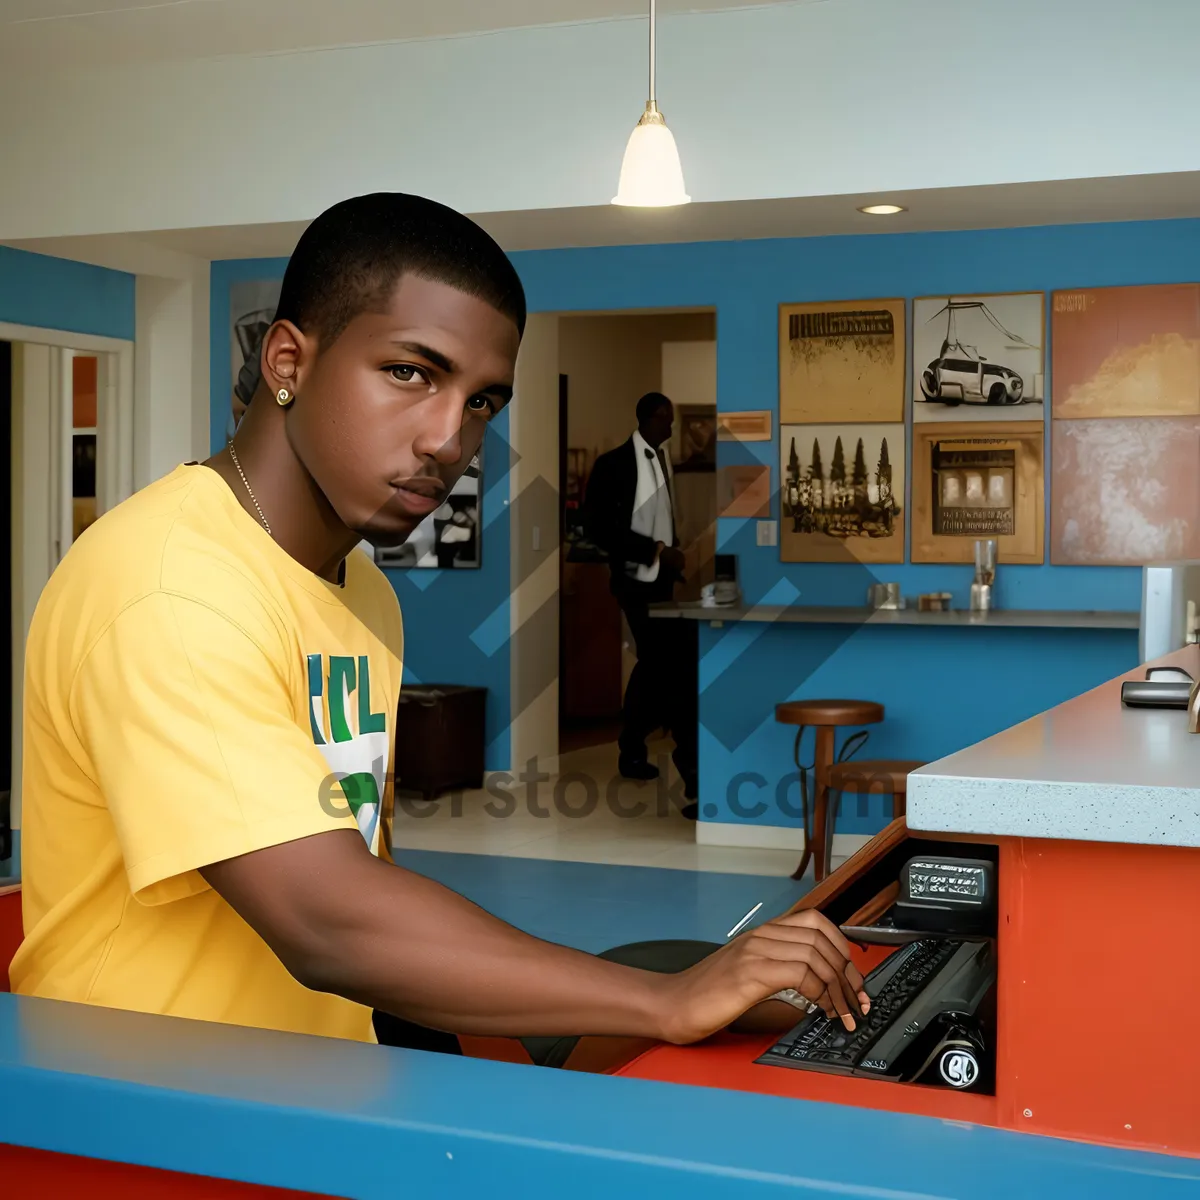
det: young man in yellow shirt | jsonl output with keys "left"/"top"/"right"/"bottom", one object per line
{"left": 12, "top": 193, "right": 867, "bottom": 1050}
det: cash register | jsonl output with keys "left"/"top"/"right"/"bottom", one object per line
{"left": 757, "top": 841, "right": 998, "bottom": 1093}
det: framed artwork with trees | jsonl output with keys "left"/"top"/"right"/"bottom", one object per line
{"left": 779, "top": 423, "right": 905, "bottom": 563}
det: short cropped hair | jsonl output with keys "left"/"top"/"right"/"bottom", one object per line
{"left": 274, "top": 193, "right": 526, "bottom": 348}
{"left": 636, "top": 392, "right": 672, "bottom": 425}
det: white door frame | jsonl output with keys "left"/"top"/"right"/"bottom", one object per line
{"left": 1, "top": 322, "right": 135, "bottom": 510}
{"left": 507, "top": 313, "right": 560, "bottom": 778}
{"left": 5, "top": 322, "right": 135, "bottom": 836}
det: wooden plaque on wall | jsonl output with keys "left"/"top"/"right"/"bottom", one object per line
{"left": 718, "top": 464, "right": 771, "bottom": 518}
{"left": 911, "top": 421, "right": 1044, "bottom": 564}
{"left": 716, "top": 411, "right": 772, "bottom": 442}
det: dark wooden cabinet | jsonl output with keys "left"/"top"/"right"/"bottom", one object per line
{"left": 560, "top": 561, "right": 623, "bottom": 722}
{"left": 394, "top": 685, "right": 487, "bottom": 800}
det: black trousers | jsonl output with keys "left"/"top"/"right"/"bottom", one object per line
{"left": 373, "top": 1010, "right": 462, "bottom": 1055}
{"left": 615, "top": 580, "right": 698, "bottom": 783}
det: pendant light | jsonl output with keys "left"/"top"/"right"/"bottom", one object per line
{"left": 612, "top": 0, "right": 691, "bottom": 207}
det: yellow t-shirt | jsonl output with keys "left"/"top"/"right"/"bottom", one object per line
{"left": 11, "top": 463, "right": 403, "bottom": 1042}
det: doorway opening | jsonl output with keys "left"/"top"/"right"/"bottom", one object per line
{"left": 553, "top": 311, "right": 717, "bottom": 865}
{"left": 400, "top": 309, "right": 741, "bottom": 872}
{"left": 4, "top": 325, "right": 134, "bottom": 873}
{"left": 559, "top": 311, "right": 717, "bottom": 759}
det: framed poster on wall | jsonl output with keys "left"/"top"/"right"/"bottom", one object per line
{"left": 373, "top": 451, "right": 483, "bottom": 570}
{"left": 1049, "top": 283, "right": 1200, "bottom": 564}
{"left": 676, "top": 405, "right": 717, "bottom": 472}
{"left": 913, "top": 293, "right": 1045, "bottom": 423}
{"left": 911, "top": 422, "right": 1044, "bottom": 564}
{"left": 1051, "top": 283, "right": 1200, "bottom": 420}
{"left": 779, "top": 423, "right": 904, "bottom": 564}
{"left": 779, "top": 298, "right": 905, "bottom": 425}
{"left": 228, "top": 279, "right": 283, "bottom": 440}
{"left": 1051, "top": 416, "right": 1200, "bottom": 564}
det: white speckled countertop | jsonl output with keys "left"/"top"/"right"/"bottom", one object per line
{"left": 907, "top": 645, "right": 1200, "bottom": 848}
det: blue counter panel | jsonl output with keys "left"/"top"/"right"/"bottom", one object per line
{"left": 2, "top": 994, "right": 1199, "bottom": 1198}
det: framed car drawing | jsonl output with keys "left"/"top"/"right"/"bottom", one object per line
{"left": 912, "top": 293, "right": 1045, "bottom": 424}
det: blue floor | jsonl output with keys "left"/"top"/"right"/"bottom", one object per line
{"left": 394, "top": 849, "right": 810, "bottom": 953}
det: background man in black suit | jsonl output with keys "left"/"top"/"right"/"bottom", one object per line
{"left": 583, "top": 393, "right": 698, "bottom": 820}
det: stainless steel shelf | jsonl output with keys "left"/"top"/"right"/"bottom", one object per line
{"left": 649, "top": 604, "right": 1140, "bottom": 630}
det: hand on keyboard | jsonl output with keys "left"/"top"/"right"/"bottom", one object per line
{"left": 656, "top": 910, "right": 870, "bottom": 1045}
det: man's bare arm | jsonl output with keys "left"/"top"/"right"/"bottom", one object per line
{"left": 201, "top": 830, "right": 868, "bottom": 1043}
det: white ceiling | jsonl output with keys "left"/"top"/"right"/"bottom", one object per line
{"left": 0, "top": 0, "right": 804, "bottom": 69}
{"left": 12, "top": 170, "right": 1200, "bottom": 268}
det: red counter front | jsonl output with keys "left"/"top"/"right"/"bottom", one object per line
{"left": 617, "top": 830, "right": 1200, "bottom": 1159}
{"left": 1, "top": 1145, "right": 339, "bottom": 1199}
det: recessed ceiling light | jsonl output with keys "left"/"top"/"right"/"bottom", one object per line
{"left": 858, "top": 204, "right": 907, "bottom": 215}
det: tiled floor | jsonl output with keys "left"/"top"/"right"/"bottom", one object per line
{"left": 391, "top": 738, "right": 831, "bottom": 953}
{"left": 558, "top": 718, "right": 622, "bottom": 755}
{"left": 391, "top": 737, "right": 803, "bottom": 878}
{"left": 394, "top": 849, "right": 810, "bottom": 954}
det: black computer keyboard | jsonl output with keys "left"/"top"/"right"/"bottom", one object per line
{"left": 756, "top": 937, "right": 995, "bottom": 1083}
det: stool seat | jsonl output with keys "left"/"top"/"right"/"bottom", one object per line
{"left": 774, "top": 700, "right": 885, "bottom": 884}
{"left": 828, "top": 760, "right": 926, "bottom": 834}
{"left": 775, "top": 699, "right": 884, "bottom": 727}
{"left": 828, "top": 760, "right": 925, "bottom": 793}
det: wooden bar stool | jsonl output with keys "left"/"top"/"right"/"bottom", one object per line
{"left": 823, "top": 759, "right": 925, "bottom": 877}
{"left": 775, "top": 700, "right": 883, "bottom": 883}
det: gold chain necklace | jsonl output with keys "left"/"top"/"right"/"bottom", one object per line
{"left": 227, "top": 441, "right": 272, "bottom": 537}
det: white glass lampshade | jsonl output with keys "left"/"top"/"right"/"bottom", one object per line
{"left": 612, "top": 106, "right": 690, "bottom": 207}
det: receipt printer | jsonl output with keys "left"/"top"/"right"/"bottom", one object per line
{"left": 894, "top": 856, "right": 996, "bottom": 936}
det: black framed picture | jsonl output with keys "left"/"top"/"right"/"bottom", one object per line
{"left": 676, "top": 406, "right": 716, "bottom": 472}
{"left": 373, "top": 452, "right": 482, "bottom": 570}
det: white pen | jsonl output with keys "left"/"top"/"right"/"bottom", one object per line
{"left": 727, "top": 902, "right": 821, "bottom": 1014}
{"left": 726, "top": 901, "right": 763, "bottom": 940}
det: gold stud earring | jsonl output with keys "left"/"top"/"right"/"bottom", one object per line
{"left": 276, "top": 387, "right": 293, "bottom": 407}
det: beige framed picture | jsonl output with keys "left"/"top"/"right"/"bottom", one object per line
{"left": 1051, "top": 284, "right": 1200, "bottom": 420}
{"left": 1051, "top": 416, "right": 1200, "bottom": 564}
{"left": 911, "top": 422, "right": 1044, "bottom": 564}
{"left": 779, "top": 299, "right": 906, "bottom": 424}
{"left": 780, "top": 423, "right": 904, "bottom": 564}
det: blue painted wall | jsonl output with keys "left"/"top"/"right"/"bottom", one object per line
{"left": 0, "top": 246, "right": 135, "bottom": 341}
{"left": 211, "top": 217, "right": 1200, "bottom": 805}
{"left": 514, "top": 220, "right": 1191, "bottom": 828}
